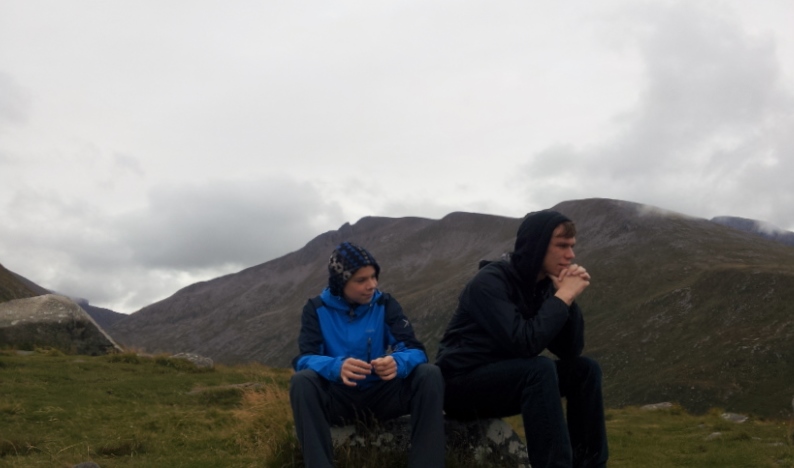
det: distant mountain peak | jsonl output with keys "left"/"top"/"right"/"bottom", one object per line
{"left": 711, "top": 215, "right": 794, "bottom": 246}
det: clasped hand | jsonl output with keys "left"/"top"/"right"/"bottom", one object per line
{"left": 552, "top": 264, "right": 591, "bottom": 305}
{"left": 340, "top": 355, "right": 398, "bottom": 387}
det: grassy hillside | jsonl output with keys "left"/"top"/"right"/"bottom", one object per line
{"left": 557, "top": 200, "right": 794, "bottom": 417}
{"left": 0, "top": 350, "right": 792, "bottom": 467}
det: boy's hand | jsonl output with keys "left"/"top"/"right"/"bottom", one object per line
{"left": 371, "top": 356, "right": 398, "bottom": 381}
{"left": 341, "top": 357, "right": 372, "bottom": 386}
{"left": 553, "top": 263, "right": 590, "bottom": 305}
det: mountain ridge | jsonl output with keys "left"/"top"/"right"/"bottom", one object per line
{"left": 107, "top": 198, "right": 794, "bottom": 417}
{"left": 3, "top": 198, "right": 792, "bottom": 417}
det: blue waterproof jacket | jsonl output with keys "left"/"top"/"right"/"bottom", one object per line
{"left": 292, "top": 288, "right": 428, "bottom": 387}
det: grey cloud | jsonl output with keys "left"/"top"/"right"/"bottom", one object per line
{"left": 380, "top": 199, "right": 458, "bottom": 221}
{"left": 113, "top": 153, "right": 145, "bottom": 177}
{"left": 599, "top": 4, "right": 790, "bottom": 176}
{"left": 2, "top": 188, "right": 130, "bottom": 270}
{"left": 121, "top": 178, "right": 342, "bottom": 269}
{"left": 0, "top": 177, "right": 344, "bottom": 312}
{"left": 0, "top": 71, "right": 30, "bottom": 127}
{"left": 47, "top": 263, "right": 223, "bottom": 314}
{"left": 518, "top": 3, "right": 794, "bottom": 228}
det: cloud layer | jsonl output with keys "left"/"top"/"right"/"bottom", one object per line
{"left": 519, "top": 3, "right": 794, "bottom": 228}
{"left": 1, "top": 1, "right": 792, "bottom": 312}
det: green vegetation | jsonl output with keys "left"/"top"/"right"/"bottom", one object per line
{"left": 573, "top": 212, "right": 794, "bottom": 418}
{"left": 1, "top": 350, "right": 792, "bottom": 467}
{"left": 0, "top": 350, "right": 295, "bottom": 467}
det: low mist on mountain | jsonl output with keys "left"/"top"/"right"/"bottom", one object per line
{"left": 101, "top": 198, "right": 794, "bottom": 417}
{"left": 711, "top": 215, "right": 794, "bottom": 247}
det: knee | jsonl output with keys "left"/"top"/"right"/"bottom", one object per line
{"left": 290, "top": 369, "right": 322, "bottom": 397}
{"left": 576, "top": 356, "right": 603, "bottom": 383}
{"left": 525, "top": 355, "right": 558, "bottom": 382}
{"left": 519, "top": 357, "right": 560, "bottom": 398}
{"left": 410, "top": 363, "right": 444, "bottom": 391}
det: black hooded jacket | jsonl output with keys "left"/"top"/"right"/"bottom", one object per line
{"left": 435, "top": 210, "right": 585, "bottom": 378}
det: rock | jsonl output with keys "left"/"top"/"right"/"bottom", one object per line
{"left": 329, "top": 416, "right": 529, "bottom": 467}
{"left": 0, "top": 294, "right": 122, "bottom": 355}
{"left": 171, "top": 352, "right": 214, "bottom": 369}
{"left": 705, "top": 432, "right": 722, "bottom": 441}
{"left": 721, "top": 412, "right": 748, "bottom": 423}
{"left": 641, "top": 402, "right": 674, "bottom": 411}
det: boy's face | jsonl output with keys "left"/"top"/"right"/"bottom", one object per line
{"left": 539, "top": 224, "right": 576, "bottom": 280}
{"left": 343, "top": 266, "right": 378, "bottom": 305}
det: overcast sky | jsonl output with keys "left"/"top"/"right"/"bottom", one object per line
{"left": 1, "top": 1, "right": 792, "bottom": 313}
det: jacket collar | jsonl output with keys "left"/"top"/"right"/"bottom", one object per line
{"left": 320, "top": 288, "right": 382, "bottom": 316}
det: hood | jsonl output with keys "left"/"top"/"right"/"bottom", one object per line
{"left": 510, "top": 209, "right": 571, "bottom": 284}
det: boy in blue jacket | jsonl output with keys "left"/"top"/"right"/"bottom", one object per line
{"left": 290, "top": 242, "right": 445, "bottom": 468}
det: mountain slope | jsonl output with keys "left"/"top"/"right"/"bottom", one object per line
{"left": 110, "top": 213, "right": 518, "bottom": 366}
{"left": 109, "top": 198, "right": 794, "bottom": 417}
{"left": 558, "top": 200, "right": 794, "bottom": 417}
{"left": 0, "top": 263, "right": 41, "bottom": 303}
{"left": 75, "top": 300, "right": 127, "bottom": 330}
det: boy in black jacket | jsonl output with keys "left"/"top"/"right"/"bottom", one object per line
{"left": 436, "top": 210, "right": 608, "bottom": 468}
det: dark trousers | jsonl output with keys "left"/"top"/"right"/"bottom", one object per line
{"left": 290, "top": 364, "right": 445, "bottom": 468}
{"left": 444, "top": 356, "right": 608, "bottom": 468}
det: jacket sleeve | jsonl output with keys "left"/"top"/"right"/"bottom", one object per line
{"left": 464, "top": 268, "right": 572, "bottom": 358}
{"left": 382, "top": 295, "right": 428, "bottom": 378}
{"left": 291, "top": 299, "right": 344, "bottom": 382}
{"left": 546, "top": 301, "right": 585, "bottom": 358}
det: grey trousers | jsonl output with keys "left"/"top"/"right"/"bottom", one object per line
{"left": 290, "top": 364, "right": 445, "bottom": 468}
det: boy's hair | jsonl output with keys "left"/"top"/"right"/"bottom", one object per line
{"left": 328, "top": 242, "right": 381, "bottom": 297}
{"left": 556, "top": 221, "right": 577, "bottom": 238}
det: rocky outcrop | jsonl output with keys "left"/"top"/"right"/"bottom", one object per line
{"left": 171, "top": 352, "right": 214, "bottom": 368}
{"left": 330, "top": 416, "right": 529, "bottom": 467}
{"left": 0, "top": 294, "right": 122, "bottom": 355}
{"left": 641, "top": 402, "right": 674, "bottom": 411}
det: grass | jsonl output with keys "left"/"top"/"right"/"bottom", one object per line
{"left": 603, "top": 406, "right": 794, "bottom": 467}
{"left": 1, "top": 350, "right": 792, "bottom": 467}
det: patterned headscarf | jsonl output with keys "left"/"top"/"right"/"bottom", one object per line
{"left": 328, "top": 242, "right": 381, "bottom": 296}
